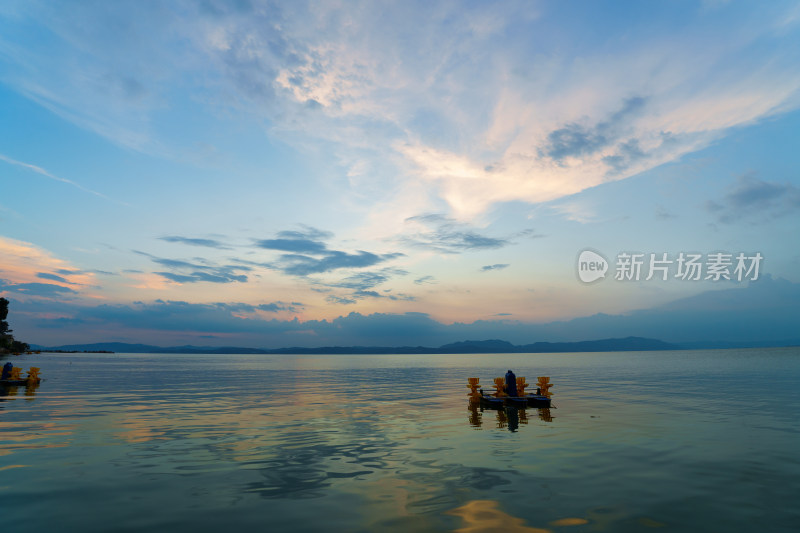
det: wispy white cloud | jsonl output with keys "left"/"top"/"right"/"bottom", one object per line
{"left": 398, "top": 214, "right": 511, "bottom": 254}
{"left": 2, "top": 0, "right": 799, "bottom": 222}
{"left": 0, "top": 153, "right": 112, "bottom": 201}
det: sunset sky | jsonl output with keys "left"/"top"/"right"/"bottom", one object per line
{"left": 2, "top": 1, "right": 799, "bottom": 348}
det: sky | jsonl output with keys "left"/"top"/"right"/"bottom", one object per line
{"left": 1, "top": 0, "right": 799, "bottom": 348}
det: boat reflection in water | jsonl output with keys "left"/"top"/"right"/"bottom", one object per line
{"left": 467, "top": 403, "right": 554, "bottom": 431}
{"left": 0, "top": 381, "right": 40, "bottom": 401}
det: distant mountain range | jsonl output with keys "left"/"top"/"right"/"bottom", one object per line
{"left": 28, "top": 336, "right": 690, "bottom": 354}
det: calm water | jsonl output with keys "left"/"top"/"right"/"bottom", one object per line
{"left": 2, "top": 348, "right": 799, "bottom": 532}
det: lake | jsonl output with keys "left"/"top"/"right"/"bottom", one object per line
{"left": 2, "top": 348, "right": 799, "bottom": 532}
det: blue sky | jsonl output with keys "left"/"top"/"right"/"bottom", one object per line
{"left": 1, "top": 0, "right": 799, "bottom": 347}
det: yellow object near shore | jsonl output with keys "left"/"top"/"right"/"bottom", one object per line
{"left": 537, "top": 376, "right": 552, "bottom": 398}
{"left": 493, "top": 377, "right": 507, "bottom": 397}
{"left": 26, "top": 367, "right": 41, "bottom": 384}
{"left": 466, "top": 377, "right": 481, "bottom": 402}
{"left": 516, "top": 376, "right": 528, "bottom": 396}
{"left": 1, "top": 366, "right": 42, "bottom": 385}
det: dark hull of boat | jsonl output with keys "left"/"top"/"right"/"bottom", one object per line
{"left": 0, "top": 379, "right": 40, "bottom": 387}
{"left": 477, "top": 394, "right": 551, "bottom": 409}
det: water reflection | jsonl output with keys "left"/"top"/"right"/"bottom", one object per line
{"left": 448, "top": 500, "right": 593, "bottom": 532}
{"left": 447, "top": 500, "right": 551, "bottom": 532}
{"left": 242, "top": 434, "right": 397, "bottom": 500}
{"left": 2, "top": 350, "right": 797, "bottom": 532}
{"left": 0, "top": 381, "right": 39, "bottom": 402}
{"left": 0, "top": 419, "right": 73, "bottom": 456}
{"left": 537, "top": 408, "right": 554, "bottom": 423}
{"left": 467, "top": 404, "right": 554, "bottom": 431}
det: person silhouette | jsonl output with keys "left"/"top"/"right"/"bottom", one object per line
{"left": 505, "top": 369, "right": 518, "bottom": 397}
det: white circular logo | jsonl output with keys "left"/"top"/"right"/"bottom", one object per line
{"left": 577, "top": 249, "right": 608, "bottom": 283}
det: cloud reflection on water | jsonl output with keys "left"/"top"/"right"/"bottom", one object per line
{"left": 8, "top": 351, "right": 791, "bottom": 531}
{"left": 447, "top": 500, "right": 552, "bottom": 533}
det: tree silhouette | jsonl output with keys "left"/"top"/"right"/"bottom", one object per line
{"left": 0, "top": 298, "right": 29, "bottom": 353}
{"left": 0, "top": 297, "right": 11, "bottom": 334}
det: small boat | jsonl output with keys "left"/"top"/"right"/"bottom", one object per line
{"left": 467, "top": 374, "right": 553, "bottom": 409}
{"left": 1, "top": 366, "right": 41, "bottom": 387}
{"left": 0, "top": 378, "right": 38, "bottom": 387}
{"left": 478, "top": 392, "right": 551, "bottom": 409}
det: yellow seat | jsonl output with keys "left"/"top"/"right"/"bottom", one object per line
{"left": 26, "top": 367, "right": 41, "bottom": 383}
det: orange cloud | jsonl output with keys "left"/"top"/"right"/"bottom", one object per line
{"left": 0, "top": 236, "right": 95, "bottom": 290}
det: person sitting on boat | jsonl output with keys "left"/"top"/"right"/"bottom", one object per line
{"left": 1, "top": 362, "right": 12, "bottom": 380}
{"left": 505, "top": 369, "right": 518, "bottom": 397}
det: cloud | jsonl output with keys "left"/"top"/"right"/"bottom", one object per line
{"left": 322, "top": 288, "right": 415, "bottom": 305}
{"left": 0, "top": 2, "right": 179, "bottom": 152}
{"left": 135, "top": 251, "right": 251, "bottom": 284}
{"left": 3, "top": 3, "right": 799, "bottom": 220}
{"left": 655, "top": 206, "right": 677, "bottom": 220}
{"left": 326, "top": 295, "right": 357, "bottom": 305}
{"left": 399, "top": 214, "right": 510, "bottom": 253}
{"left": 155, "top": 270, "right": 247, "bottom": 284}
{"left": 544, "top": 97, "right": 647, "bottom": 162}
{"left": 198, "top": 301, "right": 303, "bottom": 314}
{"left": 256, "top": 226, "right": 404, "bottom": 277}
{"left": 353, "top": 290, "right": 381, "bottom": 298}
{"left": 79, "top": 300, "right": 273, "bottom": 332}
{"left": 255, "top": 226, "right": 337, "bottom": 254}
{"left": 326, "top": 286, "right": 415, "bottom": 304}
{"left": 256, "top": 238, "right": 329, "bottom": 254}
{"left": 391, "top": 7, "right": 800, "bottom": 217}
{"left": 23, "top": 299, "right": 302, "bottom": 338}
{"left": 160, "top": 236, "right": 231, "bottom": 249}
{"left": 13, "top": 277, "right": 800, "bottom": 347}
{"left": 257, "top": 302, "right": 302, "bottom": 313}
{"left": 602, "top": 138, "right": 649, "bottom": 174}
{"left": 414, "top": 275, "right": 436, "bottom": 285}
{"left": 480, "top": 264, "right": 509, "bottom": 272}
{"left": 0, "top": 153, "right": 112, "bottom": 201}
{"left": 330, "top": 269, "right": 408, "bottom": 291}
{"left": 0, "top": 237, "right": 95, "bottom": 296}
{"left": 245, "top": 258, "right": 412, "bottom": 303}
{"left": 0, "top": 281, "right": 78, "bottom": 297}
{"left": 275, "top": 227, "right": 334, "bottom": 241}
{"left": 707, "top": 173, "right": 800, "bottom": 223}
{"left": 384, "top": 291, "right": 415, "bottom": 302}
{"left": 213, "top": 302, "right": 257, "bottom": 313}
{"left": 55, "top": 268, "right": 86, "bottom": 276}
{"left": 36, "top": 317, "right": 87, "bottom": 329}
{"left": 315, "top": 268, "right": 411, "bottom": 304}
{"left": 271, "top": 250, "right": 403, "bottom": 277}
{"left": 36, "top": 272, "right": 71, "bottom": 284}
{"left": 549, "top": 275, "right": 800, "bottom": 344}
